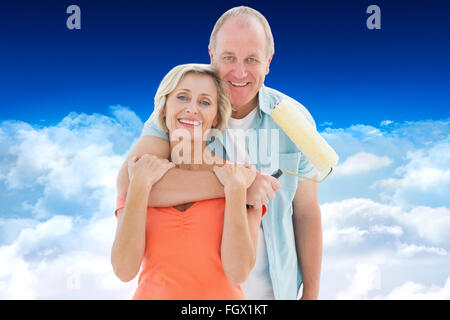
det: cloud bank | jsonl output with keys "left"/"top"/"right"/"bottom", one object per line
{"left": 0, "top": 108, "right": 448, "bottom": 299}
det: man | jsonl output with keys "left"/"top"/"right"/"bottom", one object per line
{"left": 117, "top": 6, "right": 322, "bottom": 300}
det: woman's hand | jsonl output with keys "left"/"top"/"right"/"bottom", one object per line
{"left": 128, "top": 154, "right": 175, "bottom": 188}
{"left": 213, "top": 163, "right": 256, "bottom": 190}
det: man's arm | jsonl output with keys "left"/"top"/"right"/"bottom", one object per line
{"left": 117, "top": 136, "right": 225, "bottom": 207}
{"left": 292, "top": 176, "right": 322, "bottom": 300}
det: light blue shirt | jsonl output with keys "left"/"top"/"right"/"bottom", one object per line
{"left": 141, "top": 84, "right": 318, "bottom": 299}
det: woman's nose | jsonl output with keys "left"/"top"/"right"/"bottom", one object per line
{"left": 185, "top": 102, "right": 199, "bottom": 114}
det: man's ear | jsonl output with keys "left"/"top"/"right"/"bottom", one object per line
{"left": 209, "top": 48, "right": 214, "bottom": 65}
{"left": 265, "top": 53, "right": 274, "bottom": 75}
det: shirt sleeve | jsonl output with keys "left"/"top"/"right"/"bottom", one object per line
{"left": 297, "top": 153, "right": 319, "bottom": 182}
{"left": 115, "top": 196, "right": 126, "bottom": 218}
{"left": 141, "top": 114, "right": 169, "bottom": 141}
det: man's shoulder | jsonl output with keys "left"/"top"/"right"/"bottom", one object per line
{"left": 261, "top": 85, "right": 317, "bottom": 128}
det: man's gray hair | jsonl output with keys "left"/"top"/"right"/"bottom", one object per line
{"left": 208, "top": 6, "right": 275, "bottom": 58}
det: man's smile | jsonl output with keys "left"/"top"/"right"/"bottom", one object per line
{"left": 230, "top": 81, "right": 250, "bottom": 87}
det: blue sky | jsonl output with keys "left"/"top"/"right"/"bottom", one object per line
{"left": 1, "top": 0, "right": 449, "bottom": 127}
{"left": 0, "top": 1, "right": 449, "bottom": 299}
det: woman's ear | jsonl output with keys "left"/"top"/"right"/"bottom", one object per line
{"left": 212, "top": 114, "right": 219, "bottom": 128}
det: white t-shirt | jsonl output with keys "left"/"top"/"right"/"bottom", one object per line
{"left": 226, "top": 107, "right": 275, "bottom": 300}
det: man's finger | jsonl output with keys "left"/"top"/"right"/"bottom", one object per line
{"left": 271, "top": 178, "right": 281, "bottom": 191}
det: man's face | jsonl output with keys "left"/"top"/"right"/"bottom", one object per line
{"left": 210, "top": 16, "right": 273, "bottom": 111}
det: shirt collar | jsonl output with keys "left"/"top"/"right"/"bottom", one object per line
{"left": 258, "top": 84, "right": 272, "bottom": 116}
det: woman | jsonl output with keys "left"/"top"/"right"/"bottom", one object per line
{"left": 111, "top": 64, "right": 265, "bottom": 299}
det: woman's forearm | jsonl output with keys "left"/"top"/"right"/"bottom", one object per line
{"left": 111, "top": 177, "right": 150, "bottom": 282}
{"left": 148, "top": 168, "right": 225, "bottom": 207}
{"left": 220, "top": 185, "right": 255, "bottom": 285}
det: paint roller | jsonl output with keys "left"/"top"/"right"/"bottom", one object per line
{"left": 246, "top": 100, "right": 338, "bottom": 208}
{"left": 270, "top": 99, "right": 339, "bottom": 182}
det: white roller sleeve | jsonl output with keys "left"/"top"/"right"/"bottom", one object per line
{"left": 270, "top": 99, "right": 339, "bottom": 173}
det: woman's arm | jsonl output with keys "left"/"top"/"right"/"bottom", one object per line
{"left": 111, "top": 176, "right": 150, "bottom": 282}
{"left": 111, "top": 155, "right": 174, "bottom": 282}
{"left": 220, "top": 185, "right": 262, "bottom": 285}
{"left": 213, "top": 164, "right": 262, "bottom": 285}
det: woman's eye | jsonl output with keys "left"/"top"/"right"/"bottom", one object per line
{"left": 177, "top": 95, "right": 188, "bottom": 101}
{"left": 200, "top": 100, "right": 211, "bottom": 106}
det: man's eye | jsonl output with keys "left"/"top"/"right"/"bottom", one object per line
{"left": 248, "top": 58, "right": 257, "bottom": 62}
{"left": 224, "top": 56, "right": 234, "bottom": 61}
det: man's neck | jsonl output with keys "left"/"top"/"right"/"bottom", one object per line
{"left": 231, "top": 95, "right": 259, "bottom": 119}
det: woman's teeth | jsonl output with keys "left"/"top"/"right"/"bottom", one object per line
{"left": 179, "top": 119, "right": 202, "bottom": 126}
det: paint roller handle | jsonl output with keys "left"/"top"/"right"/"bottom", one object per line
{"left": 246, "top": 169, "right": 283, "bottom": 209}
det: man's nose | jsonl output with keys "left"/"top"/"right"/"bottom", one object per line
{"left": 232, "top": 62, "right": 248, "bottom": 79}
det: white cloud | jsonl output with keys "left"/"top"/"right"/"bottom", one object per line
{"left": 1, "top": 111, "right": 449, "bottom": 300}
{"left": 381, "top": 277, "right": 450, "bottom": 300}
{"left": 380, "top": 120, "right": 393, "bottom": 126}
{"left": 373, "top": 138, "right": 450, "bottom": 208}
{"left": 320, "top": 119, "right": 450, "bottom": 207}
{"left": 397, "top": 243, "right": 448, "bottom": 258}
{"left": 320, "top": 196, "right": 450, "bottom": 299}
{"left": 336, "top": 263, "right": 381, "bottom": 299}
{"left": 0, "top": 106, "right": 141, "bottom": 299}
{"left": 335, "top": 152, "right": 392, "bottom": 176}
{"left": 322, "top": 198, "right": 450, "bottom": 247}
{"left": 369, "top": 225, "right": 403, "bottom": 237}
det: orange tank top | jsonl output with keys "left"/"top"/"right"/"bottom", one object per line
{"left": 116, "top": 197, "right": 247, "bottom": 300}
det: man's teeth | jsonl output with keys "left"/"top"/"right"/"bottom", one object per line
{"left": 231, "top": 82, "right": 248, "bottom": 87}
{"left": 179, "top": 119, "right": 202, "bottom": 126}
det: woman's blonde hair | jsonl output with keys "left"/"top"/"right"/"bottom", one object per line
{"left": 153, "top": 63, "right": 231, "bottom": 133}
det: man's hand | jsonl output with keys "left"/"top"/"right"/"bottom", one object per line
{"left": 117, "top": 136, "right": 170, "bottom": 200}
{"left": 128, "top": 154, "right": 175, "bottom": 188}
{"left": 213, "top": 164, "right": 257, "bottom": 190}
{"left": 246, "top": 171, "right": 281, "bottom": 209}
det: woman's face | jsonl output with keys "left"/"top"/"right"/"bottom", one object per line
{"left": 164, "top": 73, "right": 219, "bottom": 141}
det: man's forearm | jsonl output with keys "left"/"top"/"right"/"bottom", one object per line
{"left": 293, "top": 203, "right": 322, "bottom": 299}
{"left": 147, "top": 168, "right": 225, "bottom": 207}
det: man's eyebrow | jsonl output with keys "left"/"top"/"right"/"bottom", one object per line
{"left": 221, "top": 51, "right": 261, "bottom": 58}
{"left": 221, "top": 51, "right": 235, "bottom": 56}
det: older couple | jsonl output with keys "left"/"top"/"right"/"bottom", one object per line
{"left": 112, "top": 6, "right": 322, "bottom": 300}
